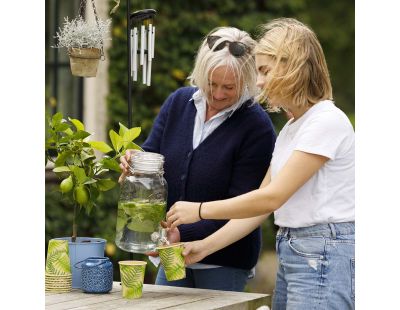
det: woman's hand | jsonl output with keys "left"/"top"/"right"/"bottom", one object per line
{"left": 182, "top": 240, "right": 209, "bottom": 265}
{"left": 163, "top": 221, "right": 181, "bottom": 244}
{"left": 166, "top": 201, "right": 201, "bottom": 229}
{"left": 118, "top": 149, "right": 140, "bottom": 183}
{"left": 145, "top": 221, "right": 181, "bottom": 257}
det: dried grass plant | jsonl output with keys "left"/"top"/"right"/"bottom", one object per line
{"left": 54, "top": 16, "right": 111, "bottom": 49}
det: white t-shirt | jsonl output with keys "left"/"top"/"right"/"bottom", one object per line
{"left": 272, "top": 100, "right": 355, "bottom": 228}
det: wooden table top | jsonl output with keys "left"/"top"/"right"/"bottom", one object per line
{"left": 45, "top": 282, "right": 270, "bottom": 309}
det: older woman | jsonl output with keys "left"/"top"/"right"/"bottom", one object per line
{"left": 167, "top": 18, "right": 355, "bottom": 309}
{"left": 119, "top": 26, "right": 276, "bottom": 291}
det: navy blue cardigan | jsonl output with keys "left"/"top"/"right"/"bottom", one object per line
{"left": 142, "top": 87, "right": 276, "bottom": 269}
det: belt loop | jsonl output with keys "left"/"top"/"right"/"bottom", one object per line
{"left": 278, "top": 227, "right": 289, "bottom": 238}
{"left": 328, "top": 223, "right": 337, "bottom": 239}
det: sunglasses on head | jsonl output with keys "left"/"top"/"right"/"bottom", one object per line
{"left": 207, "top": 35, "right": 249, "bottom": 58}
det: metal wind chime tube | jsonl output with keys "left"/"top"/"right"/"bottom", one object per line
{"left": 130, "top": 9, "right": 156, "bottom": 86}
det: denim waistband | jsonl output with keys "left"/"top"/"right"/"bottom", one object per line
{"left": 277, "top": 222, "right": 355, "bottom": 239}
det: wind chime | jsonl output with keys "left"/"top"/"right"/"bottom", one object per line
{"left": 126, "top": 0, "right": 156, "bottom": 127}
{"left": 130, "top": 9, "right": 156, "bottom": 86}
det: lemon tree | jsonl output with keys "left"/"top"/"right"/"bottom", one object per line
{"left": 45, "top": 112, "right": 142, "bottom": 241}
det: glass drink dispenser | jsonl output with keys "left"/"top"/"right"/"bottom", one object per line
{"left": 115, "top": 152, "right": 167, "bottom": 253}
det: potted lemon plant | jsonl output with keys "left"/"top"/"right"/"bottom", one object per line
{"left": 45, "top": 112, "right": 142, "bottom": 287}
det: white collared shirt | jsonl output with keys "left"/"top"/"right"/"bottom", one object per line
{"left": 192, "top": 89, "right": 251, "bottom": 149}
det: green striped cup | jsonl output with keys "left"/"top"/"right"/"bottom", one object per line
{"left": 156, "top": 242, "right": 186, "bottom": 281}
{"left": 119, "top": 261, "right": 147, "bottom": 299}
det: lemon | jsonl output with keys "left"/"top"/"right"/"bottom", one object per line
{"left": 74, "top": 185, "right": 89, "bottom": 205}
{"left": 60, "top": 175, "right": 73, "bottom": 193}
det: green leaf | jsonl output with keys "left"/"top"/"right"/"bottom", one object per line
{"left": 69, "top": 118, "right": 85, "bottom": 131}
{"left": 53, "top": 166, "right": 70, "bottom": 173}
{"left": 83, "top": 178, "right": 97, "bottom": 185}
{"left": 95, "top": 168, "right": 109, "bottom": 175}
{"left": 55, "top": 123, "right": 70, "bottom": 132}
{"left": 51, "top": 112, "right": 63, "bottom": 127}
{"left": 59, "top": 135, "right": 73, "bottom": 144}
{"left": 73, "top": 156, "right": 82, "bottom": 166}
{"left": 97, "top": 178, "right": 116, "bottom": 191}
{"left": 101, "top": 158, "right": 121, "bottom": 172}
{"left": 122, "top": 127, "right": 141, "bottom": 148}
{"left": 55, "top": 152, "right": 70, "bottom": 166}
{"left": 84, "top": 201, "right": 94, "bottom": 215}
{"left": 89, "top": 141, "right": 113, "bottom": 153}
{"left": 64, "top": 128, "right": 74, "bottom": 136}
{"left": 73, "top": 131, "right": 91, "bottom": 140}
{"left": 45, "top": 136, "right": 55, "bottom": 146}
{"left": 82, "top": 146, "right": 95, "bottom": 154}
{"left": 125, "top": 142, "right": 144, "bottom": 151}
{"left": 69, "top": 166, "right": 87, "bottom": 184}
{"left": 109, "top": 130, "right": 123, "bottom": 152}
{"left": 89, "top": 186, "right": 100, "bottom": 202}
{"left": 118, "top": 122, "right": 129, "bottom": 136}
{"left": 80, "top": 150, "right": 96, "bottom": 162}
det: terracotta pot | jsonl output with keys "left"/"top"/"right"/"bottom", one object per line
{"left": 68, "top": 47, "right": 101, "bottom": 77}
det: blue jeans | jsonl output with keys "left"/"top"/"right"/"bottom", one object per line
{"left": 273, "top": 222, "right": 355, "bottom": 310}
{"left": 155, "top": 265, "right": 251, "bottom": 291}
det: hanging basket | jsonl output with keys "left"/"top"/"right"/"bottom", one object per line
{"left": 68, "top": 47, "right": 101, "bottom": 77}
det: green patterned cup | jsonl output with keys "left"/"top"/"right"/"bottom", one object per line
{"left": 118, "top": 261, "right": 147, "bottom": 299}
{"left": 156, "top": 242, "right": 186, "bottom": 281}
{"left": 45, "top": 239, "right": 71, "bottom": 275}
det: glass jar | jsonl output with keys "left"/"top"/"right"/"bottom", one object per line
{"left": 115, "top": 152, "right": 167, "bottom": 253}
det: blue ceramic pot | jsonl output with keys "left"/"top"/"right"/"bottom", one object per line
{"left": 75, "top": 257, "right": 113, "bottom": 293}
{"left": 55, "top": 237, "right": 106, "bottom": 289}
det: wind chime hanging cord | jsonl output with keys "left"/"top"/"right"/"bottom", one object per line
{"left": 79, "top": 0, "right": 105, "bottom": 60}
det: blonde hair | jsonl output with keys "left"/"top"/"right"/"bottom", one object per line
{"left": 255, "top": 18, "right": 333, "bottom": 112}
{"left": 189, "top": 27, "right": 258, "bottom": 99}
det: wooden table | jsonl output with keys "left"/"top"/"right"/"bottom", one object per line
{"left": 46, "top": 282, "right": 270, "bottom": 309}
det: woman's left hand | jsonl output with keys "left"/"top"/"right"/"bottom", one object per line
{"left": 145, "top": 221, "right": 181, "bottom": 257}
{"left": 164, "top": 221, "right": 181, "bottom": 244}
{"left": 166, "top": 201, "right": 201, "bottom": 229}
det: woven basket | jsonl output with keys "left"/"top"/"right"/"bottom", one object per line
{"left": 68, "top": 47, "right": 101, "bottom": 77}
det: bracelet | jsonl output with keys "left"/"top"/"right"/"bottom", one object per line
{"left": 198, "top": 202, "right": 204, "bottom": 220}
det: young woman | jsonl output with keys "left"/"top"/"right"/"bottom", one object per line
{"left": 167, "top": 18, "right": 355, "bottom": 309}
{"left": 119, "top": 26, "right": 276, "bottom": 291}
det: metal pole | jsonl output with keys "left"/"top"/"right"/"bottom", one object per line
{"left": 127, "top": 0, "right": 134, "bottom": 261}
{"left": 127, "top": 0, "right": 132, "bottom": 128}
{"left": 52, "top": 0, "right": 60, "bottom": 115}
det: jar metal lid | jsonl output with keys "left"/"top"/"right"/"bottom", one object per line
{"left": 130, "top": 152, "right": 165, "bottom": 173}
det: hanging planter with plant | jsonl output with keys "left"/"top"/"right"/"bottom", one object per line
{"left": 53, "top": 0, "right": 111, "bottom": 77}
